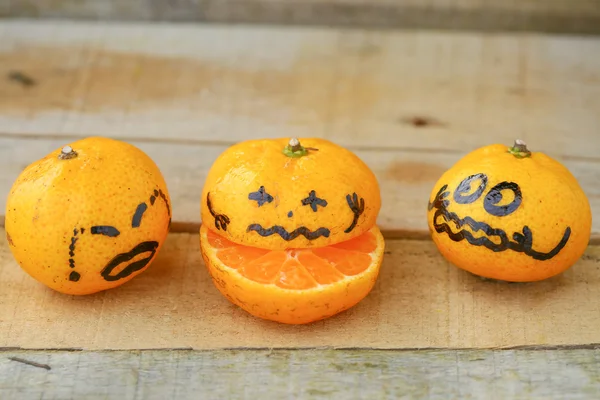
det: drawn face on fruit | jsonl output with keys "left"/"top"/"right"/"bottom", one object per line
{"left": 200, "top": 138, "right": 381, "bottom": 250}
{"left": 207, "top": 186, "right": 365, "bottom": 240}
{"left": 65, "top": 187, "right": 172, "bottom": 284}
{"left": 427, "top": 172, "right": 571, "bottom": 261}
{"left": 5, "top": 141, "right": 172, "bottom": 295}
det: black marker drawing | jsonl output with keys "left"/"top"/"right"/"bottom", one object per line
{"left": 301, "top": 190, "right": 328, "bottom": 212}
{"left": 91, "top": 226, "right": 120, "bottom": 237}
{"left": 428, "top": 176, "right": 570, "bottom": 261}
{"left": 66, "top": 186, "right": 171, "bottom": 283}
{"left": 68, "top": 227, "right": 82, "bottom": 281}
{"left": 158, "top": 189, "right": 171, "bottom": 218}
{"left": 248, "top": 186, "right": 274, "bottom": 207}
{"left": 69, "top": 271, "right": 81, "bottom": 282}
{"left": 207, "top": 192, "right": 230, "bottom": 231}
{"left": 131, "top": 187, "right": 171, "bottom": 229}
{"left": 132, "top": 203, "right": 148, "bottom": 228}
{"left": 484, "top": 182, "right": 522, "bottom": 217}
{"left": 344, "top": 193, "right": 365, "bottom": 233}
{"left": 247, "top": 224, "right": 330, "bottom": 240}
{"left": 454, "top": 173, "right": 488, "bottom": 204}
{"left": 100, "top": 241, "right": 159, "bottom": 281}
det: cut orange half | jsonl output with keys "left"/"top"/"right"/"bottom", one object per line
{"left": 199, "top": 224, "right": 385, "bottom": 324}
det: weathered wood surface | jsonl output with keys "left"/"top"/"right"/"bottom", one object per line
{"left": 2, "top": 348, "right": 600, "bottom": 399}
{"left": 1, "top": 21, "right": 600, "bottom": 158}
{"left": 1, "top": 20, "right": 600, "bottom": 358}
{"left": 2, "top": 228, "right": 600, "bottom": 350}
{"left": 1, "top": 21, "right": 599, "bottom": 237}
{"left": 3, "top": 0, "right": 600, "bottom": 35}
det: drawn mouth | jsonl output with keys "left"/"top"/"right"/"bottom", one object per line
{"left": 430, "top": 195, "right": 570, "bottom": 261}
{"left": 247, "top": 224, "right": 331, "bottom": 241}
{"left": 434, "top": 213, "right": 501, "bottom": 243}
{"left": 101, "top": 241, "right": 159, "bottom": 281}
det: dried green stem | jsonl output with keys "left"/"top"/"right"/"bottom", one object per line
{"left": 283, "top": 138, "right": 308, "bottom": 158}
{"left": 508, "top": 139, "right": 531, "bottom": 158}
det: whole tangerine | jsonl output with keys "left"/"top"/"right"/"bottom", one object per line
{"left": 199, "top": 137, "right": 384, "bottom": 324}
{"left": 427, "top": 140, "right": 592, "bottom": 282}
{"left": 5, "top": 137, "right": 172, "bottom": 295}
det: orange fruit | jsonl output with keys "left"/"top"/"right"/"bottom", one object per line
{"left": 199, "top": 138, "right": 384, "bottom": 324}
{"left": 427, "top": 140, "right": 592, "bottom": 282}
{"left": 5, "top": 137, "right": 171, "bottom": 295}
{"left": 201, "top": 137, "right": 381, "bottom": 250}
{"left": 200, "top": 224, "right": 384, "bottom": 324}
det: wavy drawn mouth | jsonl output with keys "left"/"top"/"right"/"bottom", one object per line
{"left": 430, "top": 201, "right": 570, "bottom": 261}
{"left": 247, "top": 224, "right": 331, "bottom": 241}
{"left": 101, "top": 241, "right": 159, "bottom": 281}
{"left": 435, "top": 213, "right": 500, "bottom": 243}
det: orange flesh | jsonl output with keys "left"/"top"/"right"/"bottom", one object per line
{"left": 206, "top": 228, "right": 378, "bottom": 290}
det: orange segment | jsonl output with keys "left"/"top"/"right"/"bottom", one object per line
{"left": 215, "top": 247, "right": 269, "bottom": 270}
{"left": 207, "top": 228, "right": 236, "bottom": 249}
{"left": 239, "top": 251, "right": 287, "bottom": 284}
{"left": 312, "top": 247, "right": 373, "bottom": 276}
{"left": 275, "top": 258, "right": 319, "bottom": 289}
{"left": 200, "top": 224, "right": 385, "bottom": 324}
{"left": 297, "top": 252, "right": 344, "bottom": 284}
{"left": 208, "top": 226, "right": 379, "bottom": 287}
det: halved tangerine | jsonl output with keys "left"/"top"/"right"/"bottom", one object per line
{"left": 199, "top": 224, "right": 385, "bottom": 324}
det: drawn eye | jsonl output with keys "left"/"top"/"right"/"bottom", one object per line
{"left": 248, "top": 186, "right": 274, "bottom": 207}
{"left": 453, "top": 173, "right": 488, "bottom": 204}
{"left": 484, "top": 182, "right": 522, "bottom": 217}
{"left": 301, "top": 190, "right": 328, "bottom": 212}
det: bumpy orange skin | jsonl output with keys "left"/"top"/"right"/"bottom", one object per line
{"left": 200, "top": 224, "right": 384, "bottom": 324}
{"left": 200, "top": 138, "right": 381, "bottom": 250}
{"left": 427, "top": 144, "right": 592, "bottom": 282}
{"left": 5, "top": 137, "right": 171, "bottom": 295}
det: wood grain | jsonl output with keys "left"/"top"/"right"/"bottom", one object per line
{"left": 2, "top": 348, "right": 600, "bottom": 399}
{"left": 1, "top": 136, "right": 599, "bottom": 237}
{"left": 3, "top": 0, "right": 600, "bottom": 34}
{"left": 1, "top": 228, "right": 599, "bottom": 350}
{"left": 0, "top": 21, "right": 599, "bottom": 160}
{"left": 0, "top": 21, "right": 599, "bottom": 238}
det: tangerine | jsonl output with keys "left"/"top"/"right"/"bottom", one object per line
{"left": 5, "top": 137, "right": 171, "bottom": 295}
{"left": 199, "top": 137, "right": 384, "bottom": 324}
{"left": 427, "top": 140, "right": 592, "bottom": 282}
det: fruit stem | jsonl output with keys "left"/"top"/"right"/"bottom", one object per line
{"left": 58, "top": 145, "right": 78, "bottom": 160}
{"left": 508, "top": 139, "right": 531, "bottom": 158}
{"left": 283, "top": 138, "right": 308, "bottom": 158}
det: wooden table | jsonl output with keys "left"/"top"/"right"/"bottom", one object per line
{"left": 1, "top": 1, "right": 600, "bottom": 397}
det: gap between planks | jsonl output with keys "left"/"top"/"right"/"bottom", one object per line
{"left": 1, "top": 218, "right": 599, "bottom": 244}
{"left": 3, "top": 343, "right": 600, "bottom": 352}
{"left": 4, "top": 0, "right": 600, "bottom": 36}
{"left": 1, "top": 132, "right": 599, "bottom": 164}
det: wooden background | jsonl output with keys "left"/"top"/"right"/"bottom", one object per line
{"left": 1, "top": 1, "right": 600, "bottom": 398}
{"left": 3, "top": 0, "right": 600, "bottom": 34}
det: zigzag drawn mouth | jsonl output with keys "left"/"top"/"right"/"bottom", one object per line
{"left": 247, "top": 224, "right": 331, "bottom": 241}
{"left": 428, "top": 185, "right": 571, "bottom": 261}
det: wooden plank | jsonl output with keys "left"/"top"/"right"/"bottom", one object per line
{"left": 1, "top": 228, "right": 600, "bottom": 350}
{"left": 2, "top": 136, "right": 599, "bottom": 237}
{"left": 0, "top": 21, "right": 599, "bottom": 160}
{"left": 1, "top": 348, "right": 600, "bottom": 399}
{"left": 3, "top": 0, "right": 600, "bottom": 35}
